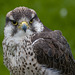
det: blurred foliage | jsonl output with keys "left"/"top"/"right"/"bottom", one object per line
{"left": 0, "top": 0, "right": 75, "bottom": 75}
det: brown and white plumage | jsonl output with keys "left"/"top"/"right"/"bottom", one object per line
{"left": 2, "top": 7, "right": 75, "bottom": 75}
{"left": 32, "top": 30, "right": 75, "bottom": 75}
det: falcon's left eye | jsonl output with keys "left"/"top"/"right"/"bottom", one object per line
{"left": 12, "top": 20, "right": 18, "bottom": 25}
{"left": 29, "top": 19, "right": 33, "bottom": 24}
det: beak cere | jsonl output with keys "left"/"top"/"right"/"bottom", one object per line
{"left": 18, "top": 22, "right": 29, "bottom": 32}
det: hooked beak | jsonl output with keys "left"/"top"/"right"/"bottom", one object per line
{"left": 18, "top": 22, "right": 30, "bottom": 32}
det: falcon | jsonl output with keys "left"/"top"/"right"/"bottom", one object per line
{"left": 2, "top": 7, "right": 75, "bottom": 75}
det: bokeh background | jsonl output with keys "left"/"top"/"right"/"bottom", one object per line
{"left": 0, "top": 0, "right": 75, "bottom": 75}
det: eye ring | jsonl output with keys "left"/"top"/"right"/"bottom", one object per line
{"left": 12, "top": 20, "right": 18, "bottom": 25}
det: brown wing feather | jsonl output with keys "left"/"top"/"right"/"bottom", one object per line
{"left": 31, "top": 30, "right": 75, "bottom": 75}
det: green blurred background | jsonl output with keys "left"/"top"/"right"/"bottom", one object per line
{"left": 0, "top": 0, "right": 75, "bottom": 75}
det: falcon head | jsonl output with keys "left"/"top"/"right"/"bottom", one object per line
{"left": 4, "top": 7, "right": 44, "bottom": 37}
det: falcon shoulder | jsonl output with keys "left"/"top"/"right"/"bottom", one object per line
{"left": 31, "top": 30, "right": 75, "bottom": 75}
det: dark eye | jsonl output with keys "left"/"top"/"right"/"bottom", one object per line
{"left": 12, "top": 20, "right": 18, "bottom": 25}
{"left": 29, "top": 19, "right": 33, "bottom": 24}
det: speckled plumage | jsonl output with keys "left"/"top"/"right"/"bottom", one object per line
{"left": 2, "top": 7, "right": 75, "bottom": 75}
{"left": 3, "top": 35, "right": 41, "bottom": 75}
